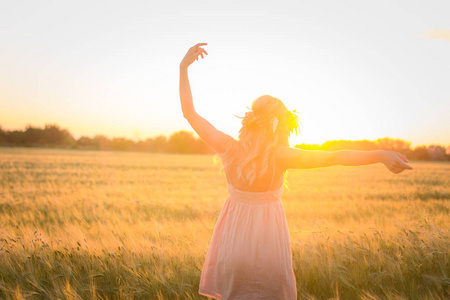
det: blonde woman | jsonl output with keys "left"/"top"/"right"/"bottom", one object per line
{"left": 179, "top": 43, "right": 413, "bottom": 300}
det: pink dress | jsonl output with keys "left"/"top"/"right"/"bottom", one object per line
{"left": 198, "top": 181, "right": 297, "bottom": 299}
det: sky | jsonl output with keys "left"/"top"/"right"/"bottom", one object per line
{"left": 1, "top": 0, "right": 449, "bottom": 147}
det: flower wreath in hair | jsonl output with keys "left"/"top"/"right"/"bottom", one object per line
{"left": 240, "top": 108, "right": 300, "bottom": 135}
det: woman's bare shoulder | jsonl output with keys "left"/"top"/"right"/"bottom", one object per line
{"left": 273, "top": 146, "right": 296, "bottom": 170}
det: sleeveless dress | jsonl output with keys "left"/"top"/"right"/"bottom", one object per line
{"left": 198, "top": 161, "right": 297, "bottom": 299}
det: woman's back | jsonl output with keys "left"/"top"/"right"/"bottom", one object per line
{"left": 220, "top": 142, "right": 286, "bottom": 192}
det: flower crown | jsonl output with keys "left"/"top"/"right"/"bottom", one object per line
{"left": 240, "top": 109, "right": 300, "bottom": 135}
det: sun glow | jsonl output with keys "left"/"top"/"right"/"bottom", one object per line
{"left": 0, "top": 1, "right": 449, "bottom": 147}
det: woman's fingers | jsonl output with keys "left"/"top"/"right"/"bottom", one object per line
{"left": 196, "top": 48, "right": 208, "bottom": 59}
{"left": 396, "top": 156, "right": 413, "bottom": 170}
{"left": 391, "top": 160, "right": 413, "bottom": 173}
{"left": 186, "top": 47, "right": 208, "bottom": 62}
{"left": 398, "top": 153, "right": 409, "bottom": 163}
{"left": 402, "top": 162, "right": 413, "bottom": 170}
{"left": 192, "top": 43, "right": 208, "bottom": 52}
{"left": 200, "top": 48, "right": 206, "bottom": 58}
{"left": 192, "top": 45, "right": 207, "bottom": 56}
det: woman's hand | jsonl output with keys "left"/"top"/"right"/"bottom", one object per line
{"left": 180, "top": 43, "right": 208, "bottom": 69}
{"left": 379, "top": 150, "right": 413, "bottom": 174}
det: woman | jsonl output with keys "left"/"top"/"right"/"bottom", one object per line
{"left": 179, "top": 43, "right": 413, "bottom": 300}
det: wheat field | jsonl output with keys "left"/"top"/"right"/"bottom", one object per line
{"left": 0, "top": 147, "right": 448, "bottom": 299}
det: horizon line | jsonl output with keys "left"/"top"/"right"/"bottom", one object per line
{"left": 1, "top": 123, "right": 449, "bottom": 148}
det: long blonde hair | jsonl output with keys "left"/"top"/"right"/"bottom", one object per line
{"left": 222, "top": 95, "right": 299, "bottom": 186}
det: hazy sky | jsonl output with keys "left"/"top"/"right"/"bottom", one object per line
{"left": 1, "top": 0, "right": 449, "bottom": 146}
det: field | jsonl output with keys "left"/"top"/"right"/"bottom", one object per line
{"left": 0, "top": 147, "right": 449, "bottom": 299}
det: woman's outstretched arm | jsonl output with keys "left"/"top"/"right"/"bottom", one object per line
{"left": 179, "top": 43, "right": 234, "bottom": 153}
{"left": 277, "top": 147, "right": 413, "bottom": 174}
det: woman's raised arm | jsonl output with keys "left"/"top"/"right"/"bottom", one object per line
{"left": 179, "top": 43, "right": 234, "bottom": 153}
{"left": 179, "top": 43, "right": 208, "bottom": 118}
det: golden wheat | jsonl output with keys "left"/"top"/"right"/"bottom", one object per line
{"left": 0, "top": 147, "right": 448, "bottom": 299}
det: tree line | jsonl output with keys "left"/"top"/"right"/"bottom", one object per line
{"left": 0, "top": 124, "right": 449, "bottom": 160}
{"left": 0, "top": 124, "right": 212, "bottom": 154}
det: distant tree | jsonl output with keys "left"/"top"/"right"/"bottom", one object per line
{"left": 11, "top": 124, "right": 75, "bottom": 147}
{"left": 400, "top": 148, "right": 414, "bottom": 160}
{"left": 0, "top": 126, "right": 7, "bottom": 145}
{"left": 412, "top": 146, "right": 430, "bottom": 160}
{"left": 23, "top": 125, "right": 44, "bottom": 146}
{"left": 42, "top": 124, "right": 75, "bottom": 147}
{"left": 110, "top": 137, "right": 134, "bottom": 151}
{"left": 376, "top": 138, "right": 394, "bottom": 150}
{"left": 134, "top": 140, "right": 150, "bottom": 152}
{"left": 92, "top": 135, "right": 111, "bottom": 150}
{"left": 149, "top": 135, "right": 168, "bottom": 152}
{"left": 428, "top": 145, "right": 447, "bottom": 161}
{"left": 5, "top": 130, "right": 25, "bottom": 146}
{"left": 77, "top": 136, "right": 96, "bottom": 149}
{"left": 168, "top": 131, "right": 197, "bottom": 153}
{"left": 376, "top": 138, "right": 411, "bottom": 152}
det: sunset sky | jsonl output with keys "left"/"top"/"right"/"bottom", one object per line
{"left": 1, "top": 0, "right": 449, "bottom": 147}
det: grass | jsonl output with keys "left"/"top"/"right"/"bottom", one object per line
{"left": 0, "top": 147, "right": 449, "bottom": 299}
